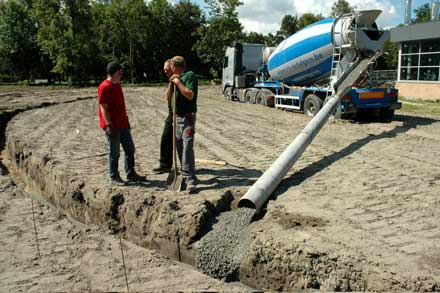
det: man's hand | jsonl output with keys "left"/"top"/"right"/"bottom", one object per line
{"left": 170, "top": 74, "right": 181, "bottom": 85}
{"left": 169, "top": 73, "right": 194, "bottom": 100}
{"left": 104, "top": 123, "right": 113, "bottom": 136}
{"left": 100, "top": 103, "right": 113, "bottom": 134}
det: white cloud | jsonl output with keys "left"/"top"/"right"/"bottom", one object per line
{"left": 237, "top": 0, "right": 399, "bottom": 34}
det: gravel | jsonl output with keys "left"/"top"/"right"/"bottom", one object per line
{"left": 194, "top": 207, "right": 255, "bottom": 281}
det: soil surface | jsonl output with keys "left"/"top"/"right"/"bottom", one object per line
{"left": 2, "top": 86, "right": 440, "bottom": 291}
{"left": 0, "top": 171, "right": 248, "bottom": 292}
{"left": 0, "top": 87, "right": 250, "bottom": 292}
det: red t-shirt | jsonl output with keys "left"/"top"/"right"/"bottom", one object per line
{"left": 97, "top": 80, "right": 129, "bottom": 129}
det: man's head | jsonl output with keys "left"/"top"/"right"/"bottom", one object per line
{"left": 170, "top": 56, "right": 186, "bottom": 74}
{"left": 107, "top": 61, "right": 122, "bottom": 82}
{"left": 164, "top": 60, "right": 172, "bottom": 78}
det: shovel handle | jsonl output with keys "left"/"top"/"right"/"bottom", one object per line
{"left": 172, "top": 84, "right": 178, "bottom": 177}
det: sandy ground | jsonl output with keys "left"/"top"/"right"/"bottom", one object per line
{"left": 0, "top": 87, "right": 250, "bottom": 292}
{"left": 0, "top": 172, "right": 250, "bottom": 292}
{"left": 2, "top": 85, "right": 440, "bottom": 291}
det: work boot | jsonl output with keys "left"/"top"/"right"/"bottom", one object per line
{"left": 186, "top": 183, "right": 197, "bottom": 194}
{"left": 152, "top": 166, "right": 172, "bottom": 174}
{"left": 127, "top": 171, "right": 147, "bottom": 184}
{"left": 109, "top": 175, "right": 126, "bottom": 186}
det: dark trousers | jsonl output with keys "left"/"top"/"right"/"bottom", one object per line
{"left": 159, "top": 114, "right": 173, "bottom": 168}
{"left": 106, "top": 128, "right": 135, "bottom": 178}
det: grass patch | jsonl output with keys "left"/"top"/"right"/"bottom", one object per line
{"left": 0, "top": 84, "right": 76, "bottom": 92}
{"left": 399, "top": 96, "right": 440, "bottom": 116}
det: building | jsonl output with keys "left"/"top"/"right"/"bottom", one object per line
{"left": 390, "top": 5, "right": 440, "bottom": 99}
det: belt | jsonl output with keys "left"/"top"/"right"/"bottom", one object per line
{"left": 177, "top": 112, "right": 195, "bottom": 118}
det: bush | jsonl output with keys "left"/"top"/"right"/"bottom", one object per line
{"left": 18, "top": 80, "right": 30, "bottom": 86}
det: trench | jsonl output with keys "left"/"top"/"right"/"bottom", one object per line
{"left": 0, "top": 99, "right": 263, "bottom": 290}
{"left": 4, "top": 94, "right": 436, "bottom": 292}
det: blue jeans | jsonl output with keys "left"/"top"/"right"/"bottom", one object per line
{"left": 106, "top": 128, "right": 135, "bottom": 178}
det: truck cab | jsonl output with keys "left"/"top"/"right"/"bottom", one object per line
{"left": 222, "top": 43, "right": 267, "bottom": 99}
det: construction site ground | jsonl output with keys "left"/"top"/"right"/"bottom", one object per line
{"left": 1, "top": 86, "right": 439, "bottom": 291}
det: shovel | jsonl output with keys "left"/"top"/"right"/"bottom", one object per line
{"left": 167, "top": 84, "right": 183, "bottom": 191}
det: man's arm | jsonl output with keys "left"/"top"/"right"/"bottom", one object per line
{"left": 166, "top": 82, "right": 173, "bottom": 102}
{"left": 171, "top": 74, "right": 194, "bottom": 101}
{"left": 100, "top": 103, "right": 112, "bottom": 127}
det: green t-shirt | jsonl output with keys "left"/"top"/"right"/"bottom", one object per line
{"left": 171, "top": 71, "right": 198, "bottom": 114}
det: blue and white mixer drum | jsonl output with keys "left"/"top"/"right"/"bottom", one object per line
{"left": 268, "top": 18, "right": 335, "bottom": 86}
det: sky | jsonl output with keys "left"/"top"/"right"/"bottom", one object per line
{"left": 172, "top": 0, "right": 436, "bottom": 34}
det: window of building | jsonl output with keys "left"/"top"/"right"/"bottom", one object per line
{"left": 400, "top": 67, "right": 419, "bottom": 81}
{"left": 399, "top": 39, "right": 440, "bottom": 82}
{"left": 420, "top": 53, "right": 440, "bottom": 66}
{"left": 419, "top": 67, "right": 439, "bottom": 81}
{"left": 402, "top": 41, "right": 419, "bottom": 54}
{"left": 421, "top": 39, "right": 440, "bottom": 53}
{"left": 401, "top": 54, "right": 419, "bottom": 67}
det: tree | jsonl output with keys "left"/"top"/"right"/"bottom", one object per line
{"left": 33, "top": 0, "right": 97, "bottom": 84}
{"left": 0, "top": 0, "right": 237, "bottom": 83}
{"left": 264, "top": 33, "right": 281, "bottom": 47}
{"left": 413, "top": 3, "right": 430, "bottom": 23}
{"left": 124, "top": 0, "right": 151, "bottom": 83}
{"left": 277, "top": 14, "right": 298, "bottom": 39}
{"left": 194, "top": 0, "right": 244, "bottom": 77}
{"left": 298, "top": 13, "right": 323, "bottom": 30}
{"left": 170, "top": 1, "right": 204, "bottom": 77}
{"left": 0, "top": 0, "right": 44, "bottom": 81}
{"left": 376, "top": 39, "right": 398, "bottom": 70}
{"left": 243, "top": 32, "right": 267, "bottom": 44}
{"left": 331, "top": 0, "right": 353, "bottom": 18}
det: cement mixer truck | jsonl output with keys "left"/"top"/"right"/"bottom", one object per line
{"left": 222, "top": 10, "right": 402, "bottom": 119}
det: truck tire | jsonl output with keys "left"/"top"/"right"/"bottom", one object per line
{"left": 380, "top": 108, "right": 395, "bottom": 120}
{"left": 304, "top": 94, "right": 323, "bottom": 117}
{"left": 255, "top": 91, "right": 267, "bottom": 106}
{"left": 245, "top": 91, "right": 255, "bottom": 104}
{"left": 223, "top": 87, "right": 232, "bottom": 101}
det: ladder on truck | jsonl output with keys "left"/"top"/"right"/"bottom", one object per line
{"left": 326, "top": 12, "right": 359, "bottom": 116}
{"left": 328, "top": 45, "right": 342, "bottom": 98}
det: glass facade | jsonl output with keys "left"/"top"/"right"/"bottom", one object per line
{"left": 399, "top": 38, "right": 440, "bottom": 82}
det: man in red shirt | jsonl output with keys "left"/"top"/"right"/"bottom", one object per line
{"left": 98, "top": 61, "right": 145, "bottom": 186}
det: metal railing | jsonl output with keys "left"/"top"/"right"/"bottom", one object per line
{"left": 368, "top": 70, "right": 398, "bottom": 84}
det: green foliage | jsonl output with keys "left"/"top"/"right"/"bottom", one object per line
{"left": 0, "top": 0, "right": 45, "bottom": 80}
{"left": 277, "top": 14, "right": 298, "bottom": 38}
{"left": 331, "top": 0, "right": 353, "bottom": 17}
{"left": 2, "top": 0, "right": 397, "bottom": 83}
{"left": 33, "top": 0, "right": 97, "bottom": 84}
{"left": 376, "top": 39, "right": 398, "bottom": 70}
{"left": 205, "top": 0, "right": 242, "bottom": 18}
{"left": 412, "top": 3, "right": 431, "bottom": 23}
{"left": 243, "top": 32, "right": 268, "bottom": 44}
{"left": 194, "top": 0, "right": 244, "bottom": 76}
{"left": 298, "top": 13, "right": 324, "bottom": 30}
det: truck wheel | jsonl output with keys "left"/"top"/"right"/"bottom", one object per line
{"left": 255, "top": 91, "right": 267, "bottom": 106}
{"left": 304, "top": 94, "right": 323, "bottom": 117}
{"left": 380, "top": 108, "right": 395, "bottom": 120}
{"left": 245, "top": 91, "right": 255, "bottom": 104}
{"left": 224, "top": 87, "right": 232, "bottom": 101}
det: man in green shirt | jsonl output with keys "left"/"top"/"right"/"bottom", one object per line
{"left": 168, "top": 56, "right": 198, "bottom": 193}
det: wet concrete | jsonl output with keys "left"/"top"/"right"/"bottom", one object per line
{"left": 195, "top": 207, "right": 255, "bottom": 281}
